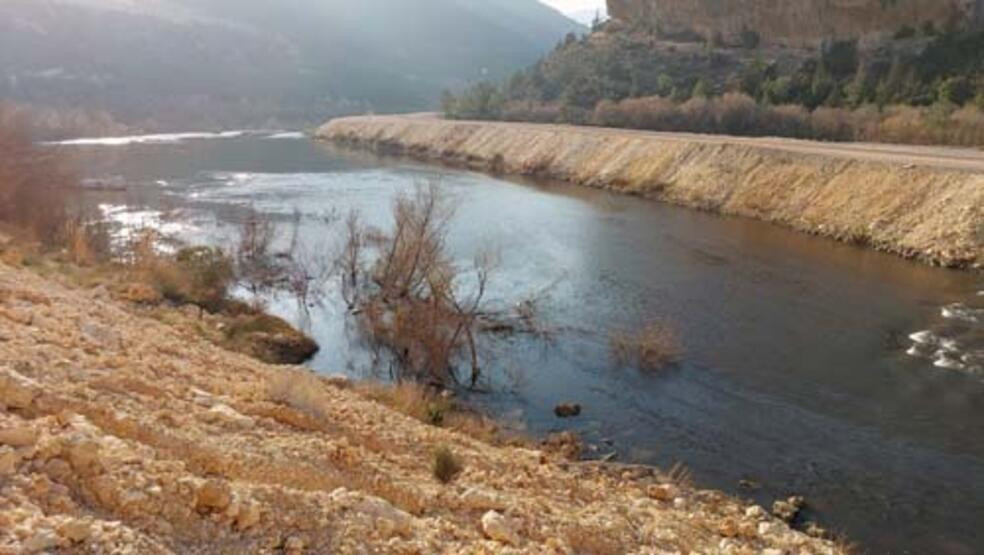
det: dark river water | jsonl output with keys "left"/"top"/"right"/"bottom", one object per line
{"left": 55, "top": 132, "right": 984, "bottom": 554}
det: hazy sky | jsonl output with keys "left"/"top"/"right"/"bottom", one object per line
{"left": 541, "top": 0, "right": 606, "bottom": 15}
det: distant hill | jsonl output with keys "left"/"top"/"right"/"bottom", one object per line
{"left": 0, "top": 0, "right": 582, "bottom": 134}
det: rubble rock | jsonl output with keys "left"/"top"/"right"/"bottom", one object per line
{"left": 481, "top": 511, "right": 518, "bottom": 545}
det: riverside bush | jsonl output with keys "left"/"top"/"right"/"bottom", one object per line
{"left": 0, "top": 105, "right": 75, "bottom": 245}
{"left": 590, "top": 93, "right": 984, "bottom": 145}
{"left": 432, "top": 446, "right": 462, "bottom": 484}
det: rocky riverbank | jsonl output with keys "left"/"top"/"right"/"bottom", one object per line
{"left": 0, "top": 260, "right": 845, "bottom": 552}
{"left": 318, "top": 115, "right": 984, "bottom": 270}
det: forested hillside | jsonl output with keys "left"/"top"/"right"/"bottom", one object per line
{"left": 444, "top": 12, "right": 984, "bottom": 146}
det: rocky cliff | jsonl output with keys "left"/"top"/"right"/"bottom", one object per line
{"left": 607, "top": 0, "right": 984, "bottom": 47}
{"left": 318, "top": 115, "right": 984, "bottom": 270}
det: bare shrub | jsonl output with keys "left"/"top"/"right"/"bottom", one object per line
{"left": 594, "top": 96, "right": 681, "bottom": 130}
{"left": 766, "top": 104, "right": 812, "bottom": 138}
{"left": 714, "top": 92, "right": 760, "bottom": 135}
{"left": 339, "top": 210, "right": 366, "bottom": 308}
{"left": 174, "top": 246, "right": 235, "bottom": 312}
{"left": 949, "top": 105, "right": 984, "bottom": 145}
{"left": 234, "top": 206, "right": 279, "bottom": 301}
{"left": 0, "top": 104, "right": 77, "bottom": 246}
{"left": 501, "top": 101, "right": 563, "bottom": 124}
{"left": 561, "top": 93, "right": 984, "bottom": 146}
{"left": 124, "top": 231, "right": 234, "bottom": 312}
{"left": 611, "top": 322, "right": 682, "bottom": 371}
{"left": 809, "top": 107, "right": 855, "bottom": 141}
{"left": 281, "top": 209, "right": 333, "bottom": 315}
{"left": 63, "top": 215, "right": 112, "bottom": 266}
{"left": 349, "top": 183, "right": 497, "bottom": 387}
{"left": 432, "top": 446, "right": 463, "bottom": 484}
{"left": 266, "top": 369, "right": 330, "bottom": 413}
{"left": 871, "top": 105, "right": 928, "bottom": 144}
{"left": 679, "top": 97, "right": 715, "bottom": 133}
{"left": 232, "top": 206, "right": 334, "bottom": 315}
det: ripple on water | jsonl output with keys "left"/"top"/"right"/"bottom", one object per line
{"left": 942, "top": 303, "right": 983, "bottom": 323}
{"left": 907, "top": 294, "right": 984, "bottom": 375}
{"left": 97, "top": 203, "right": 198, "bottom": 248}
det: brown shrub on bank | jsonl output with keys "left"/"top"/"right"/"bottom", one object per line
{"left": 348, "top": 183, "right": 496, "bottom": 388}
{"left": 432, "top": 446, "right": 463, "bottom": 484}
{"left": 0, "top": 105, "right": 76, "bottom": 246}
{"left": 127, "top": 232, "right": 235, "bottom": 312}
{"left": 590, "top": 93, "right": 984, "bottom": 146}
{"left": 501, "top": 101, "right": 564, "bottom": 124}
{"left": 611, "top": 322, "right": 682, "bottom": 371}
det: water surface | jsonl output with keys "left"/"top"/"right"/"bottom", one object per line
{"left": 60, "top": 133, "right": 984, "bottom": 554}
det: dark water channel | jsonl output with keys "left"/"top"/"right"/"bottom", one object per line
{"left": 57, "top": 132, "right": 984, "bottom": 554}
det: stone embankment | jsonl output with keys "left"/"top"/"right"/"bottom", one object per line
{"left": 318, "top": 115, "right": 984, "bottom": 270}
{"left": 0, "top": 260, "right": 843, "bottom": 552}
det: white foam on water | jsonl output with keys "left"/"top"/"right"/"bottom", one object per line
{"left": 265, "top": 131, "right": 306, "bottom": 140}
{"left": 98, "top": 203, "right": 195, "bottom": 242}
{"left": 933, "top": 355, "right": 966, "bottom": 371}
{"left": 908, "top": 330, "right": 937, "bottom": 345}
{"left": 46, "top": 130, "right": 246, "bottom": 147}
{"left": 941, "top": 303, "right": 981, "bottom": 323}
{"left": 940, "top": 338, "right": 961, "bottom": 353}
{"left": 211, "top": 172, "right": 257, "bottom": 185}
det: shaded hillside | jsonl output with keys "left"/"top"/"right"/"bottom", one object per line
{"left": 0, "top": 0, "right": 581, "bottom": 135}
{"left": 608, "top": 0, "right": 984, "bottom": 48}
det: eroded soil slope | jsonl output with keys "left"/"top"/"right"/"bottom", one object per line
{"left": 0, "top": 262, "right": 841, "bottom": 553}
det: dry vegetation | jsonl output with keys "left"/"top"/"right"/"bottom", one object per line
{"left": 432, "top": 446, "right": 463, "bottom": 484}
{"left": 592, "top": 92, "right": 984, "bottom": 146}
{"left": 343, "top": 183, "right": 535, "bottom": 389}
{"left": 0, "top": 105, "right": 82, "bottom": 246}
{"left": 611, "top": 322, "right": 683, "bottom": 371}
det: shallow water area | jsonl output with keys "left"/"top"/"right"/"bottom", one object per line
{"left": 57, "top": 132, "right": 984, "bottom": 554}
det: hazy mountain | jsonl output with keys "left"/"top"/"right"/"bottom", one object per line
{"left": 0, "top": 0, "right": 582, "bottom": 133}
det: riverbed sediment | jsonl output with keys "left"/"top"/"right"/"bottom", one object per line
{"left": 317, "top": 115, "right": 984, "bottom": 269}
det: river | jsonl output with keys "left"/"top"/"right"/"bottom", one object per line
{"left": 54, "top": 131, "right": 984, "bottom": 554}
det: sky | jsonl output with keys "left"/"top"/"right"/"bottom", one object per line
{"left": 540, "top": 0, "right": 607, "bottom": 16}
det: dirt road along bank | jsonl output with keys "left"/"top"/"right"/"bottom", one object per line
{"left": 318, "top": 115, "right": 984, "bottom": 270}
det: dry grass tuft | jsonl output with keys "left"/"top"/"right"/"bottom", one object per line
{"left": 611, "top": 322, "right": 682, "bottom": 371}
{"left": 432, "top": 446, "right": 463, "bottom": 484}
{"left": 355, "top": 380, "right": 523, "bottom": 447}
{"left": 266, "top": 369, "right": 334, "bottom": 414}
